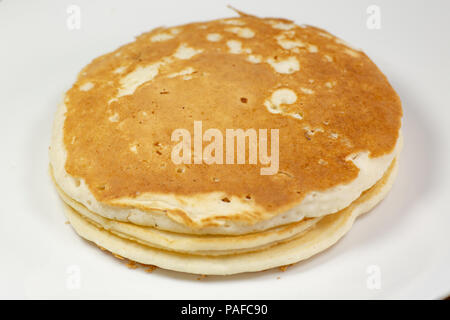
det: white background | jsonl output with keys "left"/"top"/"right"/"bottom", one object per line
{"left": 0, "top": 0, "right": 449, "bottom": 299}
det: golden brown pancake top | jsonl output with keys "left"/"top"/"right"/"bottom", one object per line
{"left": 62, "top": 14, "right": 402, "bottom": 211}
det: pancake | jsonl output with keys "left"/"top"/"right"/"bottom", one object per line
{"left": 49, "top": 13, "right": 402, "bottom": 236}
{"left": 62, "top": 156, "right": 399, "bottom": 275}
{"left": 49, "top": 12, "right": 403, "bottom": 274}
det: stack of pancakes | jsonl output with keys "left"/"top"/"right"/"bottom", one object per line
{"left": 49, "top": 13, "right": 402, "bottom": 275}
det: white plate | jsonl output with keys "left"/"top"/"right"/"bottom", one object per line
{"left": 1, "top": 0, "right": 449, "bottom": 299}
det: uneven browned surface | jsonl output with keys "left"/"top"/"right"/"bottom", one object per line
{"left": 63, "top": 14, "right": 402, "bottom": 210}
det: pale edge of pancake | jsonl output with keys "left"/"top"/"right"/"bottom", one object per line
{"left": 63, "top": 156, "right": 399, "bottom": 275}
{"left": 50, "top": 101, "right": 402, "bottom": 235}
{"left": 52, "top": 171, "right": 321, "bottom": 255}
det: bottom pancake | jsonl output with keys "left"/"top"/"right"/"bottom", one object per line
{"left": 62, "top": 158, "right": 398, "bottom": 275}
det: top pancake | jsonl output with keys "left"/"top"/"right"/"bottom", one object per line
{"left": 51, "top": 13, "right": 402, "bottom": 234}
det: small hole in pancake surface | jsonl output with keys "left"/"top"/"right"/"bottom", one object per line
{"left": 221, "top": 197, "right": 231, "bottom": 203}
{"left": 240, "top": 97, "right": 248, "bottom": 103}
